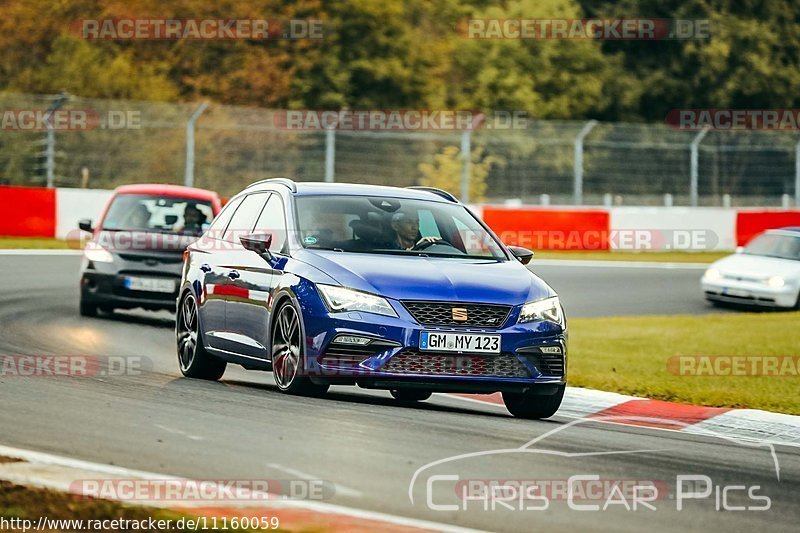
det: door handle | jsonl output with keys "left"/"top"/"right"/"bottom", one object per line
{"left": 227, "top": 270, "right": 241, "bottom": 279}
{"left": 200, "top": 264, "right": 211, "bottom": 273}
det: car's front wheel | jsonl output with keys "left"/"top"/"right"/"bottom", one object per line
{"left": 79, "top": 298, "right": 97, "bottom": 317}
{"left": 271, "top": 300, "right": 328, "bottom": 396}
{"left": 503, "top": 385, "right": 565, "bottom": 419}
{"left": 177, "top": 292, "right": 226, "bottom": 380}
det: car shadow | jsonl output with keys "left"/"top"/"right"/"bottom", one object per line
{"left": 82, "top": 309, "right": 175, "bottom": 328}
{"left": 185, "top": 377, "right": 516, "bottom": 419}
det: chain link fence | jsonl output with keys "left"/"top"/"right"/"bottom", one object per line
{"left": 1, "top": 92, "right": 798, "bottom": 206}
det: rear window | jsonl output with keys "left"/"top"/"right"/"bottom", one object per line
{"left": 101, "top": 194, "right": 214, "bottom": 235}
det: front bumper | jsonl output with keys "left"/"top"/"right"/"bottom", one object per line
{"left": 80, "top": 255, "right": 181, "bottom": 311}
{"left": 300, "top": 298, "right": 567, "bottom": 392}
{"left": 701, "top": 278, "right": 798, "bottom": 308}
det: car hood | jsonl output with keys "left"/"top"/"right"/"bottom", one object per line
{"left": 711, "top": 253, "right": 800, "bottom": 280}
{"left": 295, "top": 250, "right": 554, "bottom": 304}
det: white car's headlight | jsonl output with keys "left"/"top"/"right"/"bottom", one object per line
{"left": 703, "top": 268, "right": 722, "bottom": 281}
{"left": 767, "top": 276, "right": 785, "bottom": 288}
{"left": 318, "top": 285, "right": 397, "bottom": 317}
{"left": 519, "top": 296, "right": 564, "bottom": 325}
{"left": 83, "top": 241, "right": 114, "bottom": 263}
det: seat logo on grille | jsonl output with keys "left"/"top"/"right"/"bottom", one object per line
{"left": 452, "top": 307, "right": 468, "bottom": 322}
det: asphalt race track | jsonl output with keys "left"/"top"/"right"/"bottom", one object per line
{"left": 0, "top": 253, "right": 795, "bottom": 532}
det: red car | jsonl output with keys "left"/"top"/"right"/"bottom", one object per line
{"left": 78, "top": 184, "right": 221, "bottom": 316}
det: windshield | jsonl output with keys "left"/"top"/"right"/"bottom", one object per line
{"left": 296, "top": 195, "right": 507, "bottom": 260}
{"left": 743, "top": 233, "right": 800, "bottom": 261}
{"left": 102, "top": 194, "right": 215, "bottom": 235}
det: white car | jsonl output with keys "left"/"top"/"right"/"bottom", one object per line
{"left": 702, "top": 227, "right": 800, "bottom": 309}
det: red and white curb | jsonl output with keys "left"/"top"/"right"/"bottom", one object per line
{"left": 450, "top": 387, "right": 800, "bottom": 448}
{"left": 0, "top": 445, "right": 478, "bottom": 533}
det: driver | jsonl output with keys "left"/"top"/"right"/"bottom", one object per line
{"left": 178, "top": 204, "right": 207, "bottom": 233}
{"left": 390, "top": 211, "right": 441, "bottom": 250}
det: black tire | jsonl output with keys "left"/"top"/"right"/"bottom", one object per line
{"left": 177, "top": 292, "right": 226, "bottom": 380}
{"left": 390, "top": 389, "right": 432, "bottom": 402}
{"left": 503, "top": 385, "right": 565, "bottom": 419}
{"left": 271, "top": 300, "right": 329, "bottom": 396}
{"left": 79, "top": 298, "right": 98, "bottom": 317}
{"left": 99, "top": 305, "right": 114, "bottom": 314}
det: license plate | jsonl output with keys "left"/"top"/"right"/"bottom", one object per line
{"left": 722, "top": 287, "right": 749, "bottom": 298}
{"left": 124, "top": 276, "right": 175, "bottom": 293}
{"left": 420, "top": 332, "right": 501, "bottom": 354}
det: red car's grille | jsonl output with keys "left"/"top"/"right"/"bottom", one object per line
{"left": 381, "top": 351, "right": 529, "bottom": 378}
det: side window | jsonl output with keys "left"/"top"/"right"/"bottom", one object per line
{"left": 223, "top": 193, "right": 269, "bottom": 243}
{"left": 206, "top": 195, "right": 243, "bottom": 239}
{"left": 253, "top": 194, "right": 287, "bottom": 252}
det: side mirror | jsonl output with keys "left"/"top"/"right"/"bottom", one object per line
{"left": 165, "top": 215, "right": 178, "bottom": 225}
{"left": 240, "top": 233, "right": 273, "bottom": 260}
{"left": 735, "top": 246, "right": 745, "bottom": 254}
{"left": 508, "top": 245, "right": 534, "bottom": 265}
{"left": 78, "top": 218, "right": 94, "bottom": 233}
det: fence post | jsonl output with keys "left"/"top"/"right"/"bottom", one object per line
{"left": 573, "top": 120, "right": 598, "bottom": 205}
{"left": 690, "top": 127, "right": 709, "bottom": 207}
{"left": 324, "top": 128, "right": 336, "bottom": 183}
{"left": 184, "top": 101, "right": 209, "bottom": 188}
{"left": 460, "top": 129, "right": 471, "bottom": 203}
{"left": 795, "top": 138, "right": 800, "bottom": 207}
{"left": 44, "top": 92, "right": 68, "bottom": 188}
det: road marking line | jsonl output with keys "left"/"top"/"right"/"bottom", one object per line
{"left": 154, "top": 424, "right": 205, "bottom": 441}
{"left": 0, "top": 444, "right": 478, "bottom": 533}
{"left": 266, "top": 463, "right": 363, "bottom": 498}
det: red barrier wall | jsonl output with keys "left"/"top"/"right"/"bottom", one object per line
{"left": 736, "top": 211, "right": 800, "bottom": 246}
{"left": 0, "top": 186, "right": 56, "bottom": 237}
{"left": 483, "top": 207, "right": 611, "bottom": 250}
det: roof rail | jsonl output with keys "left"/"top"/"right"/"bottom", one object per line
{"left": 406, "top": 186, "right": 459, "bottom": 203}
{"left": 247, "top": 177, "right": 297, "bottom": 192}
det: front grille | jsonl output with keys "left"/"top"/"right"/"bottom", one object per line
{"left": 382, "top": 351, "right": 529, "bottom": 378}
{"left": 118, "top": 252, "right": 183, "bottom": 264}
{"left": 402, "top": 301, "right": 511, "bottom": 328}
{"left": 530, "top": 354, "right": 565, "bottom": 376}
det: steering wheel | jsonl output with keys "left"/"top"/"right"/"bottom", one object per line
{"left": 411, "top": 237, "right": 459, "bottom": 252}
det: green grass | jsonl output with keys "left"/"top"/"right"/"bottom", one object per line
{"left": 534, "top": 250, "right": 728, "bottom": 263}
{"left": 569, "top": 312, "right": 800, "bottom": 415}
{"left": 0, "top": 237, "right": 74, "bottom": 249}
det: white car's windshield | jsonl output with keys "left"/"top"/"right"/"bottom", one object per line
{"left": 102, "top": 194, "right": 214, "bottom": 235}
{"left": 744, "top": 233, "right": 800, "bottom": 261}
{"left": 296, "top": 195, "right": 506, "bottom": 260}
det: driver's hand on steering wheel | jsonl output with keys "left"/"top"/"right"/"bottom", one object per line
{"left": 411, "top": 236, "right": 442, "bottom": 249}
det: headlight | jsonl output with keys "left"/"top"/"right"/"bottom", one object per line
{"left": 317, "top": 285, "right": 398, "bottom": 317}
{"left": 83, "top": 241, "right": 114, "bottom": 263}
{"left": 704, "top": 268, "right": 722, "bottom": 281}
{"left": 767, "top": 276, "right": 785, "bottom": 288}
{"left": 519, "top": 296, "right": 564, "bottom": 325}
